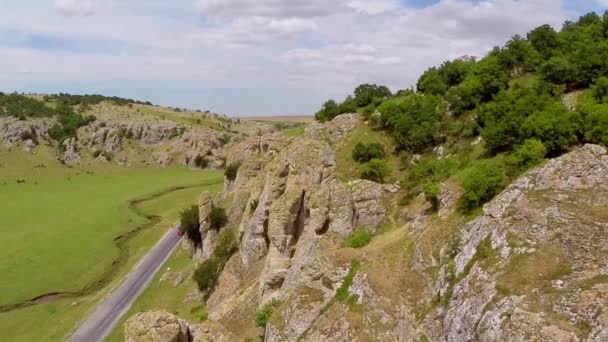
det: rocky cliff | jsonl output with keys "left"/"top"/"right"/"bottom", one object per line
{"left": 0, "top": 103, "right": 265, "bottom": 168}
{"left": 126, "top": 115, "right": 608, "bottom": 342}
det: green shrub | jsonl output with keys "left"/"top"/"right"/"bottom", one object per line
{"left": 352, "top": 142, "right": 386, "bottom": 163}
{"left": 180, "top": 205, "right": 201, "bottom": 245}
{"left": 459, "top": 161, "right": 505, "bottom": 212}
{"left": 591, "top": 76, "right": 608, "bottom": 102}
{"left": 343, "top": 227, "right": 372, "bottom": 248}
{"left": 579, "top": 102, "right": 608, "bottom": 146}
{"left": 423, "top": 182, "right": 441, "bottom": 210}
{"left": 508, "top": 139, "right": 547, "bottom": 171}
{"left": 209, "top": 207, "right": 228, "bottom": 230}
{"left": 193, "top": 257, "right": 220, "bottom": 292}
{"left": 361, "top": 159, "right": 390, "bottom": 183}
{"left": 335, "top": 260, "right": 361, "bottom": 302}
{"left": 192, "top": 229, "right": 237, "bottom": 293}
{"left": 255, "top": 299, "right": 281, "bottom": 328}
{"left": 225, "top": 161, "right": 241, "bottom": 181}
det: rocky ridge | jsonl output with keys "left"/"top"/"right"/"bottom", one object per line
{"left": 126, "top": 114, "right": 608, "bottom": 341}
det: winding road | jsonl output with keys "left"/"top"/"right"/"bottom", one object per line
{"left": 70, "top": 227, "right": 182, "bottom": 342}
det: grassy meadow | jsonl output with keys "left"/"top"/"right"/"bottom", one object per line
{"left": 0, "top": 145, "right": 223, "bottom": 341}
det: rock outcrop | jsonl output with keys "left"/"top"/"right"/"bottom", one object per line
{"left": 124, "top": 310, "right": 234, "bottom": 342}
{"left": 127, "top": 111, "right": 608, "bottom": 341}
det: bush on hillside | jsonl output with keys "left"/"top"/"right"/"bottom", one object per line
{"left": 423, "top": 182, "right": 441, "bottom": 211}
{"left": 209, "top": 207, "right": 228, "bottom": 230}
{"left": 224, "top": 161, "right": 241, "bottom": 181}
{"left": 352, "top": 142, "right": 386, "bottom": 163}
{"left": 459, "top": 162, "right": 505, "bottom": 212}
{"left": 180, "top": 205, "right": 201, "bottom": 246}
{"left": 343, "top": 227, "right": 373, "bottom": 248}
{"left": 521, "top": 106, "right": 580, "bottom": 155}
{"left": 579, "top": 102, "right": 608, "bottom": 146}
{"left": 255, "top": 300, "right": 281, "bottom": 328}
{"left": 508, "top": 139, "right": 547, "bottom": 171}
{"left": 361, "top": 159, "right": 390, "bottom": 183}
{"left": 192, "top": 229, "right": 237, "bottom": 293}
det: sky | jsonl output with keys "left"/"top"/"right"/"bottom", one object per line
{"left": 0, "top": 0, "right": 606, "bottom": 116}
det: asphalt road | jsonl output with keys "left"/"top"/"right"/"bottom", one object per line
{"left": 70, "top": 228, "right": 182, "bottom": 342}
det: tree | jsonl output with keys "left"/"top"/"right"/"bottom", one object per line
{"left": 541, "top": 56, "right": 578, "bottom": 85}
{"left": 353, "top": 84, "right": 392, "bottom": 107}
{"left": 579, "top": 102, "right": 608, "bottom": 146}
{"left": 180, "top": 205, "right": 201, "bottom": 246}
{"left": 315, "top": 99, "right": 340, "bottom": 122}
{"left": 224, "top": 161, "right": 241, "bottom": 181}
{"left": 423, "top": 182, "right": 441, "bottom": 210}
{"left": 497, "top": 35, "right": 542, "bottom": 72}
{"left": 527, "top": 24, "right": 559, "bottom": 60}
{"left": 509, "top": 139, "right": 547, "bottom": 171}
{"left": 521, "top": 106, "right": 580, "bottom": 155}
{"left": 417, "top": 68, "right": 448, "bottom": 95}
{"left": 459, "top": 162, "right": 505, "bottom": 212}
{"left": 209, "top": 207, "right": 228, "bottom": 230}
{"left": 592, "top": 76, "right": 608, "bottom": 102}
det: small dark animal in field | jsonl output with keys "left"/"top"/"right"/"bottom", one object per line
{"left": 16, "top": 179, "right": 26, "bottom": 184}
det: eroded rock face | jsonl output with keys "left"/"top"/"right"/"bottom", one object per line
{"left": 124, "top": 310, "right": 234, "bottom": 342}
{"left": 124, "top": 310, "right": 189, "bottom": 342}
{"left": 435, "top": 144, "right": 608, "bottom": 342}
{"left": 0, "top": 117, "right": 52, "bottom": 145}
{"left": 135, "top": 108, "right": 608, "bottom": 342}
{"left": 62, "top": 138, "right": 80, "bottom": 166}
{"left": 304, "top": 113, "right": 359, "bottom": 147}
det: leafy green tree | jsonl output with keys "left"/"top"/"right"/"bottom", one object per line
{"left": 459, "top": 162, "right": 505, "bottom": 212}
{"left": 497, "top": 35, "right": 542, "bottom": 72}
{"left": 315, "top": 99, "right": 340, "bottom": 122}
{"left": 225, "top": 161, "right": 241, "bottom": 181}
{"left": 527, "top": 24, "right": 559, "bottom": 60}
{"left": 579, "top": 102, "right": 608, "bottom": 145}
{"left": 180, "top": 205, "right": 201, "bottom": 246}
{"left": 417, "top": 68, "right": 448, "bottom": 95}
{"left": 509, "top": 139, "right": 547, "bottom": 171}
{"left": 379, "top": 93, "right": 441, "bottom": 152}
{"left": 353, "top": 84, "right": 392, "bottom": 107}
{"left": 541, "top": 57, "right": 577, "bottom": 84}
{"left": 521, "top": 106, "right": 580, "bottom": 154}
{"left": 209, "top": 207, "right": 228, "bottom": 230}
{"left": 591, "top": 76, "right": 608, "bottom": 102}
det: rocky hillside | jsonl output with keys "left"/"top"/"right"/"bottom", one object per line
{"left": 0, "top": 96, "right": 272, "bottom": 168}
{"left": 125, "top": 114, "right": 608, "bottom": 341}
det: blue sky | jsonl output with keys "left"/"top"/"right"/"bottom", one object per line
{"left": 0, "top": 0, "right": 606, "bottom": 116}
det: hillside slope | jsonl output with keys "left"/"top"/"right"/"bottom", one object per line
{"left": 125, "top": 114, "right": 608, "bottom": 342}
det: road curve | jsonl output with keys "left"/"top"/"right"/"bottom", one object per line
{"left": 70, "top": 227, "right": 182, "bottom": 342}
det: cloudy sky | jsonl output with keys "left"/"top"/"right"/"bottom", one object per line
{"left": 0, "top": 0, "right": 605, "bottom": 116}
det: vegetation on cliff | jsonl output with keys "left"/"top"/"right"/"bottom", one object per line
{"left": 317, "top": 11, "right": 608, "bottom": 210}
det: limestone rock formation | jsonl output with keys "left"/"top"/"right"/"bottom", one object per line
{"left": 62, "top": 138, "right": 80, "bottom": 166}
{"left": 128, "top": 109, "right": 608, "bottom": 342}
{"left": 124, "top": 310, "right": 189, "bottom": 342}
{"left": 124, "top": 310, "right": 234, "bottom": 342}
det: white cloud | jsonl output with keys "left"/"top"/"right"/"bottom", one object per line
{"left": 0, "top": 0, "right": 583, "bottom": 115}
{"left": 54, "top": 0, "right": 96, "bottom": 16}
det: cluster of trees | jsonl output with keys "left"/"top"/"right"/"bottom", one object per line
{"left": 0, "top": 93, "right": 56, "bottom": 118}
{"left": 43, "top": 93, "right": 152, "bottom": 107}
{"left": 0, "top": 93, "right": 96, "bottom": 146}
{"left": 314, "top": 12, "right": 608, "bottom": 210}
{"left": 315, "top": 84, "right": 391, "bottom": 122}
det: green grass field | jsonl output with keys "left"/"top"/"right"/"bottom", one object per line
{"left": 0, "top": 145, "right": 223, "bottom": 341}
